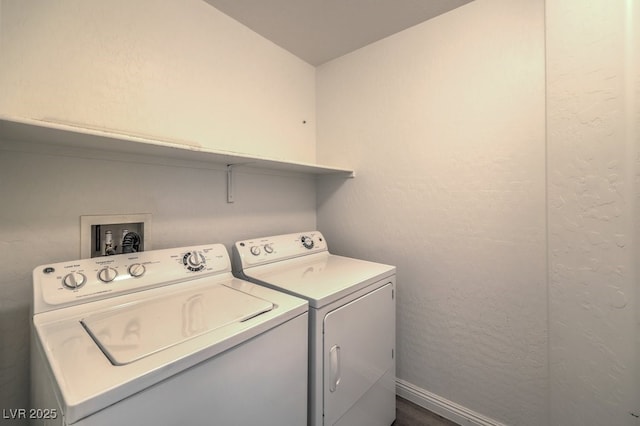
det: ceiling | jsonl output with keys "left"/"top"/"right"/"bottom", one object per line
{"left": 203, "top": 0, "right": 474, "bottom": 66}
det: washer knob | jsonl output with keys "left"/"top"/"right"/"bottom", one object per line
{"left": 128, "top": 263, "right": 146, "bottom": 278}
{"left": 62, "top": 272, "right": 86, "bottom": 289}
{"left": 188, "top": 251, "right": 204, "bottom": 267}
{"left": 182, "top": 251, "right": 206, "bottom": 271}
{"left": 264, "top": 244, "right": 274, "bottom": 254}
{"left": 250, "top": 246, "right": 261, "bottom": 256}
{"left": 98, "top": 267, "right": 118, "bottom": 283}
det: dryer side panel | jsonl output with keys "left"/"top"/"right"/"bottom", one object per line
{"left": 323, "top": 282, "right": 395, "bottom": 425}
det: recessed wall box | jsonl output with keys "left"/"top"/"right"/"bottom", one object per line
{"left": 80, "top": 214, "right": 151, "bottom": 258}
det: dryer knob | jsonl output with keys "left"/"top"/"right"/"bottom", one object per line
{"left": 264, "top": 244, "right": 274, "bottom": 254}
{"left": 250, "top": 246, "right": 261, "bottom": 256}
{"left": 63, "top": 272, "right": 87, "bottom": 289}
{"left": 301, "top": 236, "right": 314, "bottom": 249}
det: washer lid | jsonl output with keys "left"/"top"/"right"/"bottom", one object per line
{"left": 81, "top": 285, "right": 273, "bottom": 365}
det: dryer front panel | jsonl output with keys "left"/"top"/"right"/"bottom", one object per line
{"left": 323, "top": 282, "right": 395, "bottom": 425}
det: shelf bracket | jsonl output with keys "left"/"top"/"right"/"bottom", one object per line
{"left": 227, "top": 164, "right": 235, "bottom": 203}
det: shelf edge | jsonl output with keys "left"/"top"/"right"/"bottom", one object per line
{"left": 0, "top": 115, "right": 355, "bottom": 178}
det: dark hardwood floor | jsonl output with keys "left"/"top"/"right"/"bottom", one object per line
{"left": 394, "top": 396, "right": 459, "bottom": 426}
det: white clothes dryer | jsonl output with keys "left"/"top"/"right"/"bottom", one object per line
{"left": 233, "top": 231, "right": 396, "bottom": 426}
{"left": 31, "top": 243, "right": 308, "bottom": 426}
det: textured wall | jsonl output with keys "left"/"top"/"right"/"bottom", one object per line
{"left": 0, "top": 0, "right": 316, "bottom": 163}
{"left": 316, "top": 0, "right": 547, "bottom": 424}
{"left": 0, "top": 144, "right": 316, "bottom": 421}
{"left": 546, "top": 1, "right": 640, "bottom": 424}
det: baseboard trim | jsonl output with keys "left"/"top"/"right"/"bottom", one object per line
{"left": 396, "top": 379, "right": 505, "bottom": 426}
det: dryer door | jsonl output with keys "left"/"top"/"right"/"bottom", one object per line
{"left": 323, "top": 282, "right": 394, "bottom": 425}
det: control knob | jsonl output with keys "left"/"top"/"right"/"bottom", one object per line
{"left": 183, "top": 251, "right": 206, "bottom": 271}
{"left": 264, "top": 244, "right": 274, "bottom": 254}
{"left": 188, "top": 252, "right": 203, "bottom": 267}
{"left": 62, "top": 272, "right": 87, "bottom": 290}
{"left": 128, "top": 263, "right": 146, "bottom": 278}
{"left": 98, "top": 267, "right": 118, "bottom": 283}
{"left": 301, "top": 235, "right": 314, "bottom": 249}
{"left": 250, "top": 246, "right": 261, "bottom": 256}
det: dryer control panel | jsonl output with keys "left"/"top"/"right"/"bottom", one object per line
{"left": 233, "top": 231, "right": 328, "bottom": 270}
{"left": 33, "top": 244, "right": 231, "bottom": 313}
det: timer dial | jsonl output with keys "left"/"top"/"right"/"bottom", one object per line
{"left": 250, "top": 246, "right": 261, "bottom": 256}
{"left": 301, "top": 235, "right": 314, "bottom": 250}
{"left": 63, "top": 272, "right": 87, "bottom": 290}
{"left": 183, "top": 251, "right": 206, "bottom": 271}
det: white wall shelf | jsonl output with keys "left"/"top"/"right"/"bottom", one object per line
{"left": 0, "top": 116, "right": 355, "bottom": 178}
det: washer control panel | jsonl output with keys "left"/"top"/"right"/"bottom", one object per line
{"left": 233, "top": 231, "right": 328, "bottom": 269}
{"left": 33, "top": 244, "right": 231, "bottom": 312}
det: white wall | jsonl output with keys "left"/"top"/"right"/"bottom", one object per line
{"left": 0, "top": 0, "right": 317, "bottom": 420}
{"left": 317, "top": 0, "right": 547, "bottom": 425}
{"left": 0, "top": 0, "right": 316, "bottom": 163}
{"left": 546, "top": 1, "right": 640, "bottom": 424}
{"left": 318, "top": 1, "right": 640, "bottom": 425}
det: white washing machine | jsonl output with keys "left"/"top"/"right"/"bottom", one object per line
{"left": 232, "top": 231, "right": 396, "bottom": 426}
{"left": 31, "top": 243, "right": 308, "bottom": 426}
